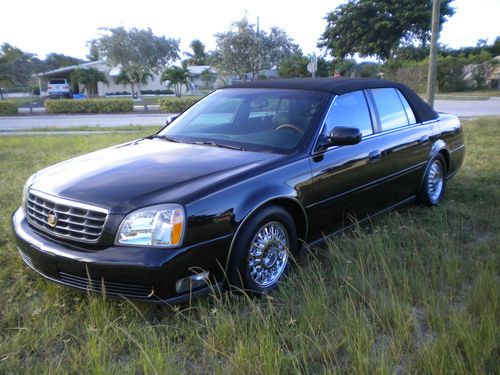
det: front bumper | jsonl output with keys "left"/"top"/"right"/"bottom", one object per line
{"left": 12, "top": 208, "right": 231, "bottom": 303}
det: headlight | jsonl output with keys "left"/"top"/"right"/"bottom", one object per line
{"left": 116, "top": 204, "right": 185, "bottom": 247}
{"left": 21, "top": 173, "right": 36, "bottom": 213}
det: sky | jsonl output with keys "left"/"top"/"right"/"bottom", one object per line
{"left": 1, "top": 0, "right": 499, "bottom": 61}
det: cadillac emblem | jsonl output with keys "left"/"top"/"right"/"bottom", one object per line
{"left": 47, "top": 211, "right": 58, "bottom": 227}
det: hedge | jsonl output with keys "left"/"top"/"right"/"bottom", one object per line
{"left": 45, "top": 99, "right": 134, "bottom": 114}
{"left": 159, "top": 97, "right": 201, "bottom": 113}
{"left": 0, "top": 101, "right": 18, "bottom": 116}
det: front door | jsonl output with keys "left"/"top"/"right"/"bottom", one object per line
{"left": 307, "top": 90, "right": 390, "bottom": 241}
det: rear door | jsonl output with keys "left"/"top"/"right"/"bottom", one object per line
{"left": 367, "top": 88, "right": 432, "bottom": 203}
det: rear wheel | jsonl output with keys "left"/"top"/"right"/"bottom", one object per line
{"left": 227, "top": 205, "right": 297, "bottom": 294}
{"left": 418, "top": 153, "right": 447, "bottom": 206}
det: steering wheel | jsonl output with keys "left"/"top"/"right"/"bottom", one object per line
{"left": 275, "top": 123, "right": 304, "bottom": 135}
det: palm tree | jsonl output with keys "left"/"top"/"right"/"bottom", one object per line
{"left": 184, "top": 40, "right": 208, "bottom": 66}
{"left": 161, "top": 66, "right": 193, "bottom": 97}
{"left": 70, "top": 68, "right": 108, "bottom": 97}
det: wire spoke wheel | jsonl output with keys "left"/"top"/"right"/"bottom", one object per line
{"left": 427, "top": 160, "right": 444, "bottom": 203}
{"left": 248, "top": 221, "right": 289, "bottom": 288}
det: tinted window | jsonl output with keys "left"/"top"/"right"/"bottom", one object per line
{"left": 396, "top": 89, "right": 417, "bottom": 124}
{"left": 372, "top": 88, "right": 409, "bottom": 131}
{"left": 323, "top": 90, "right": 373, "bottom": 137}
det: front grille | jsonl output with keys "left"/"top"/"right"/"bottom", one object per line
{"left": 58, "top": 272, "right": 154, "bottom": 298}
{"left": 26, "top": 190, "right": 108, "bottom": 243}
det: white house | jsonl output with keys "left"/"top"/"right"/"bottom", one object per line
{"left": 35, "top": 61, "right": 220, "bottom": 97}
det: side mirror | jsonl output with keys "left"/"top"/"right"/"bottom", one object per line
{"left": 165, "top": 114, "right": 179, "bottom": 126}
{"left": 329, "top": 126, "right": 362, "bottom": 146}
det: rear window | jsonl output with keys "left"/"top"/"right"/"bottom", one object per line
{"left": 396, "top": 89, "right": 417, "bottom": 124}
{"left": 372, "top": 88, "right": 409, "bottom": 131}
{"left": 49, "top": 79, "right": 67, "bottom": 84}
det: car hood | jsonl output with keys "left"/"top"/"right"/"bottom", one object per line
{"left": 31, "top": 138, "right": 280, "bottom": 214}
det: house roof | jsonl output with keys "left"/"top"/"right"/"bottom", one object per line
{"left": 187, "top": 65, "right": 214, "bottom": 75}
{"left": 34, "top": 61, "right": 104, "bottom": 77}
{"left": 227, "top": 78, "right": 438, "bottom": 122}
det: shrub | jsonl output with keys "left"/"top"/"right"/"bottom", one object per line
{"left": 140, "top": 89, "right": 175, "bottom": 95}
{"left": 0, "top": 101, "right": 18, "bottom": 116}
{"left": 384, "top": 59, "right": 429, "bottom": 93}
{"left": 159, "top": 97, "right": 201, "bottom": 113}
{"left": 45, "top": 99, "right": 134, "bottom": 114}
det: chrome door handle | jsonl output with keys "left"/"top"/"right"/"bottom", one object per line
{"left": 369, "top": 150, "right": 382, "bottom": 162}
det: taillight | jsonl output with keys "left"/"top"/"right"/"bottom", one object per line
{"left": 62, "top": 85, "right": 68, "bottom": 89}
{"left": 48, "top": 85, "right": 52, "bottom": 89}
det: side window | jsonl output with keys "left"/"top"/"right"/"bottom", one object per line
{"left": 396, "top": 89, "right": 417, "bottom": 124}
{"left": 372, "top": 88, "right": 410, "bottom": 131}
{"left": 323, "top": 90, "right": 373, "bottom": 137}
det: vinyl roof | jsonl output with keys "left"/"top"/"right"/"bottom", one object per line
{"left": 227, "top": 78, "right": 438, "bottom": 122}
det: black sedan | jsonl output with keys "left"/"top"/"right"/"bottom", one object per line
{"left": 12, "top": 78, "right": 465, "bottom": 302}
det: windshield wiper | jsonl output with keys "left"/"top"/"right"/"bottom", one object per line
{"left": 146, "top": 134, "right": 180, "bottom": 143}
{"left": 193, "top": 140, "right": 246, "bottom": 151}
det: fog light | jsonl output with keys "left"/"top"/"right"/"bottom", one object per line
{"left": 175, "top": 271, "right": 210, "bottom": 293}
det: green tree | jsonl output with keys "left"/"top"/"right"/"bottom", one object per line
{"left": 43, "top": 53, "right": 84, "bottom": 71}
{"left": 70, "top": 68, "right": 109, "bottom": 97}
{"left": 332, "top": 58, "right": 358, "bottom": 77}
{"left": 86, "top": 39, "right": 100, "bottom": 61}
{"left": 215, "top": 17, "right": 298, "bottom": 80}
{"left": 161, "top": 66, "right": 193, "bottom": 97}
{"left": 278, "top": 53, "right": 309, "bottom": 78}
{"left": 318, "top": 0, "right": 455, "bottom": 60}
{"left": 184, "top": 40, "right": 208, "bottom": 66}
{"left": 278, "top": 53, "right": 332, "bottom": 78}
{"left": 0, "top": 43, "right": 38, "bottom": 99}
{"left": 96, "top": 27, "right": 179, "bottom": 109}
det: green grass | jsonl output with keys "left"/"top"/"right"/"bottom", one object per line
{"left": 0, "top": 118, "right": 498, "bottom": 374}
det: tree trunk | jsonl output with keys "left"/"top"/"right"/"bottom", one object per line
{"left": 130, "top": 83, "right": 135, "bottom": 99}
{"left": 426, "top": 0, "right": 441, "bottom": 108}
{"left": 137, "top": 77, "right": 148, "bottom": 112}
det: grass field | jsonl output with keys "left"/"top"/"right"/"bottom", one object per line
{"left": 0, "top": 118, "right": 498, "bottom": 374}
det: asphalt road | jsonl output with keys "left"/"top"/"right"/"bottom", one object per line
{"left": 0, "top": 99, "right": 498, "bottom": 131}
{"left": 0, "top": 113, "right": 168, "bottom": 130}
{"left": 434, "top": 98, "right": 500, "bottom": 117}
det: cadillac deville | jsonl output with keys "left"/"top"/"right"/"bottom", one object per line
{"left": 12, "top": 78, "right": 465, "bottom": 302}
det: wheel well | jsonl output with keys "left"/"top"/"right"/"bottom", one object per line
{"left": 263, "top": 198, "right": 308, "bottom": 243}
{"left": 438, "top": 149, "right": 450, "bottom": 172}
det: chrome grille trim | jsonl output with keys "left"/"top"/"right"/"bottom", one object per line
{"left": 26, "top": 190, "right": 108, "bottom": 243}
{"left": 58, "top": 272, "right": 154, "bottom": 298}
{"left": 18, "top": 248, "right": 34, "bottom": 269}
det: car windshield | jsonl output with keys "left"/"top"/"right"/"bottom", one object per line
{"left": 160, "top": 88, "right": 326, "bottom": 153}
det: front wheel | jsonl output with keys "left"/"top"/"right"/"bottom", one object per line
{"left": 418, "top": 153, "right": 447, "bottom": 206}
{"left": 227, "top": 205, "right": 297, "bottom": 294}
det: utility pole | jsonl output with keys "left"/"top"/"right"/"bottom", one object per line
{"left": 426, "top": 0, "right": 441, "bottom": 108}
